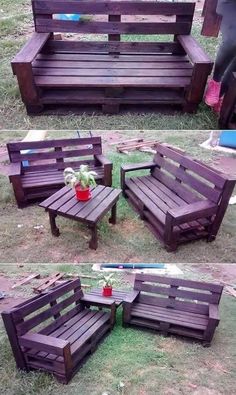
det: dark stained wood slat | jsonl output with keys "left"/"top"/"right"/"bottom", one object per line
{"left": 33, "top": 1, "right": 195, "bottom": 16}
{"left": 135, "top": 302, "right": 209, "bottom": 320}
{"left": 131, "top": 309, "right": 207, "bottom": 330}
{"left": 33, "top": 67, "right": 193, "bottom": 78}
{"left": 134, "top": 273, "right": 223, "bottom": 293}
{"left": 35, "top": 19, "right": 191, "bottom": 35}
{"left": 8, "top": 137, "right": 102, "bottom": 152}
{"left": 65, "top": 186, "right": 105, "bottom": 217}
{"left": 132, "top": 304, "right": 208, "bottom": 325}
{"left": 70, "top": 312, "right": 110, "bottom": 354}
{"left": 44, "top": 40, "right": 184, "bottom": 54}
{"left": 35, "top": 75, "right": 191, "bottom": 88}
{"left": 126, "top": 178, "right": 166, "bottom": 224}
{"left": 84, "top": 188, "right": 121, "bottom": 222}
{"left": 36, "top": 53, "right": 191, "bottom": 63}
{"left": 155, "top": 144, "right": 226, "bottom": 188}
{"left": 59, "top": 186, "right": 101, "bottom": 215}
{"left": 33, "top": 60, "right": 193, "bottom": 70}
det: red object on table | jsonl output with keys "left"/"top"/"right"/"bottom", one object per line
{"left": 103, "top": 287, "right": 112, "bottom": 297}
{"left": 75, "top": 185, "right": 91, "bottom": 201}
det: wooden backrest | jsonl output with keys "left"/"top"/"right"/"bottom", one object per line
{"left": 32, "top": 0, "right": 195, "bottom": 37}
{"left": 134, "top": 274, "right": 223, "bottom": 315}
{"left": 7, "top": 137, "right": 102, "bottom": 172}
{"left": 6, "top": 279, "right": 84, "bottom": 337}
{"left": 152, "top": 143, "right": 227, "bottom": 204}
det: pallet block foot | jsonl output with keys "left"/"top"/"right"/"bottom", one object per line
{"left": 102, "top": 104, "right": 120, "bottom": 114}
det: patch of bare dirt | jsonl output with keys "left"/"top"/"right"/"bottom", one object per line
{"left": 212, "top": 156, "right": 236, "bottom": 177}
{"left": 192, "top": 264, "right": 236, "bottom": 285}
{"left": 0, "top": 275, "right": 26, "bottom": 313}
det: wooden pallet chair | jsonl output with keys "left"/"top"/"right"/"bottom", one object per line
{"left": 1, "top": 279, "right": 116, "bottom": 384}
{"left": 12, "top": 1, "right": 213, "bottom": 114}
{"left": 7, "top": 136, "right": 112, "bottom": 207}
{"left": 122, "top": 273, "right": 223, "bottom": 346}
{"left": 121, "top": 143, "right": 236, "bottom": 251}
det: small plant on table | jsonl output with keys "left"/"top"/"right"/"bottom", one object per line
{"left": 99, "top": 273, "right": 116, "bottom": 297}
{"left": 64, "top": 165, "right": 97, "bottom": 201}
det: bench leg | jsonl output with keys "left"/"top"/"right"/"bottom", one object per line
{"left": 26, "top": 104, "right": 44, "bottom": 115}
{"left": 89, "top": 224, "right": 98, "bottom": 250}
{"left": 102, "top": 104, "right": 120, "bottom": 114}
{"left": 49, "top": 212, "right": 60, "bottom": 237}
{"left": 109, "top": 203, "right": 117, "bottom": 225}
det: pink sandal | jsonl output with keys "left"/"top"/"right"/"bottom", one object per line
{"left": 205, "top": 80, "right": 221, "bottom": 107}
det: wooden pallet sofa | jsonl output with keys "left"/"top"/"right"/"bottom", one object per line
{"left": 7, "top": 136, "right": 112, "bottom": 207}
{"left": 1, "top": 279, "right": 116, "bottom": 384}
{"left": 121, "top": 143, "right": 236, "bottom": 251}
{"left": 122, "top": 274, "right": 223, "bottom": 346}
{"left": 219, "top": 72, "right": 236, "bottom": 129}
{"left": 12, "top": 1, "right": 213, "bottom": 115}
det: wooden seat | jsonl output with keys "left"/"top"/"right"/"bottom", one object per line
{"left": 12, "top": 1, "right": 213, "bottom": 114}
{"left": 7, "top": 136, "right": 112, "bottom": 207}
{"left": 121, "top": 143, "right": 236, "bottom": 251}
{"left": 122, "top": 274, "right": 223, "bottom": 345}
{"left": 2, "top": 279, "right": 116, "bottom": 384}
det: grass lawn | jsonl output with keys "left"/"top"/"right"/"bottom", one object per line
{"left": 0, "top": 0, "right": 220, "bottom": 130}
{"left": 0, "top": 263, "right": 236, "bottom": 395}
{"left": 0, "top": 129, "right": 236, "bottom": 264}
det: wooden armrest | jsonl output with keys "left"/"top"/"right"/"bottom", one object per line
{"left": 94, "top": 154, "right": 113, "bottom": 167}
{"left": 19, "top": 333, "right": 70, "bottom": 356}
{"left": 11, "top": 32, "right": 50, "bottom": 71}
{"left": 81, "top": 295, "right": 115, "bottom": 308}
{"left": 123, "top": 290, "right": 140, "bottom": 304}
{"left": 177, "top": 35, "right": 212, "bottom": 64}
{"left": 121, "top": 162, "right": 156, "bottom": 173}
{"left": 209, "top": 304, "right": 220, "bottom": 321}
{"left": 8, "top": 162, "right": 22, "bottom": 178}
{"left": 167, "top": 201, "right": 217, "bottom": 225}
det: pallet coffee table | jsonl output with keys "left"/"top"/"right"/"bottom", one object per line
{"left": 40, "top": 185, "right": 121, "bottom": 249}
{"left": 85, "top": 288, "right": 131, "bottom": 308}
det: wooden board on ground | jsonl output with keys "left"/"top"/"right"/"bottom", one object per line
{"left": 12, "top": 274, "right": 41, "bottom": 289}
{"left": 33, "top": 273, "right": 64, "bottom": 293}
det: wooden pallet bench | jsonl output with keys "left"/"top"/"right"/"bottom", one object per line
{"left": 1, "top": 279, "right": 116, "bottom": 384}
{"left": 122, "top": 274, "right": 223, "bottom": 346}
{"left": 12, "top": 1, "right": 213, "bottom": 115}
{"left": 121, "top": 143, "right": 236, "bottom": 251}
{"left": 219, "top": 72, "right": 236, "bottom": 129}
{"left": 7, "top": 137, "right": 112, "bottom": 207}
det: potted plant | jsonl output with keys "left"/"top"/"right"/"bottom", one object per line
{"left": 99, "top": 274, "right": 115, "bottom": 297}
{"left": 64, "top": 165, "right": 97, "bottom": 201}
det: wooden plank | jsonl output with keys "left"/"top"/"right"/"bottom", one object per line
{"left": 7, "top": 137, "right": 101, "bottom": 151}
{"left": 35, "top": 19, "right": 192, "bottom": 35}
{"left": 11, "top": 32, "right": 50, "bottom": 66}
{"left": 19, "top": 333, "right": 69, "bottom": 356}
{"left": 12, "top": 279, "right": 81, "bottom": 319}
{"left": 12, "top": 273, "right": 40, "bottom": 289}
{"left": 84, "top": 188, "right": 121, "bottom": 222}
{"left": 155, "top": 143, "right": 226, "bottom": 188}
{"left": 17, "top": 289, "right": 83, "bottom": 335}
{"left": 45, "top": 40, "right": 184, "bottom": 54}
{"left": 33, "top": 67, "right": 193, "bottom": 78}
{"left": 33, "top": 273, "right": 64, "bottom": 293}
{"left": 70, "top": 312, "right": 110, "bottom": 353}
{"left": 34, "top": 75, "right": 191, "bottom": 88}
{"left": 33, "top": 1, "right": 195, "bottom": 16}
{"left": 154, "top": 155, "right": 221, "bottom": 203}
{"left": 65, "top": 186, "right": 105, "bottom": 216}
{"left": 11, "top": 145, "right": 102, "bottom": 162}
{"left": 33, "top": 59, "right": 192, "bottom": 70}
{"left": 36, "top": 53, "right": 190, "bottom": 63}
{"left": 134, "top": 282, "right": 218, "bottom": 304}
